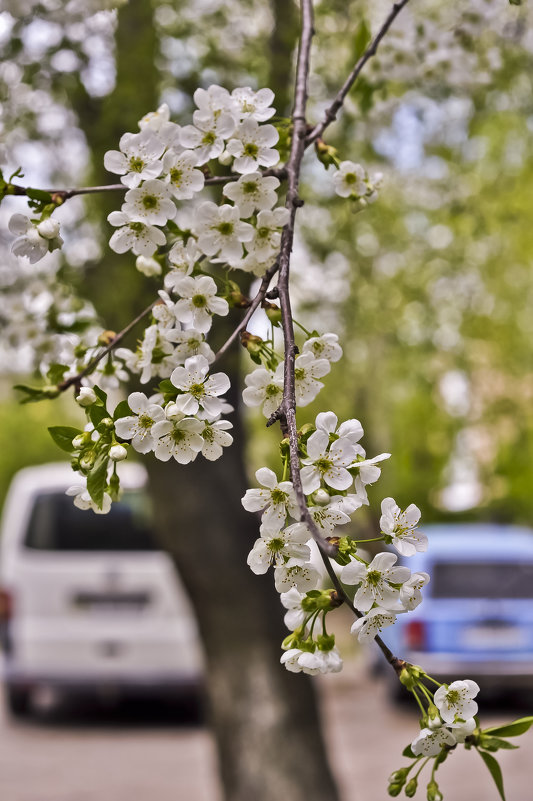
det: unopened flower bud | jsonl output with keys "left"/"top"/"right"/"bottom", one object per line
{"left": 313, "top": 489, "right": 331, "bottom": 505}
{"left": 109, "top": 444, "right": 128, "bottom": 461}
{"left": 37, "top": 218, "right": 60, "bottom": 240}
{"left": 262, "top": 300, "right": 282, "bottom": 326}
{"left": 405, "top": 778, "right": 418, "bottom": 797}
{"left": 72, "top": 433, "right": 90, "bottom": 450}
{"left": 427, "top": 780, "right": 443, "bottom": 801}
{"left": 99, "top": 417, "right": 114, "bottom": 430}
{"left": 80, "top": 452, "right": 96, "bottom": 470}
{"left": 136, "top": 255, "right": 162, "bottom": 276}
{"left": 97, "top": 330, "right": 116, "bottom": 346}
{"left": 388, "top": 769, "right": 409, "bottom": 784}
{"left": 218, "top": 149, "right": 232, "bottom": 166}
{"left": 240, "top": 330, "right": 264, "bottom": 356}
{"left": 76, "top": 387, "right": 97, "bottom": 407}
{"left": 387, "top": 783, "right": 403, "bottom": 797}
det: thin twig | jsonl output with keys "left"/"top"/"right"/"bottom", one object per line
{"left": 306, "top": 0, "right": 411, "bottom": 144}
{"left": 58, "top": 299, "right": 156, "bottom": 392}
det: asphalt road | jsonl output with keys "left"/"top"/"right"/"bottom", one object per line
{"left": 1, "top": 663, "right": 532, "bottom": 801}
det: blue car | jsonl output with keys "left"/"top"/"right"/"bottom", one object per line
{"left": 382, "top": 523, "right": 533, "bottom": 694}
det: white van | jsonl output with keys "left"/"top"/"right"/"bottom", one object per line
{"left": 0, "top": 462, "right": 203, "bottom": 716}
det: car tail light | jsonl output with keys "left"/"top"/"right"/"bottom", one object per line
{"left": 405, "top": 620, "right": 426, "bottom": 651}
{"left": 0, "top": 589, "right": 13, "bottom": 623}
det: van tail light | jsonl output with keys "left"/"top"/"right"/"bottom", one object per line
{"left": 405, "top": 620, "right": 426, "bottom": 651}
{"left": 0, "top": 589, "right": 13, "bottom": 623}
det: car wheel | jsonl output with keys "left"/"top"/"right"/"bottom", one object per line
{"left": 5, "top": 684, "right": 31, "bottom": 718}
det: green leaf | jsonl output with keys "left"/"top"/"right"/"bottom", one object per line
{"left": 479, "top": 737, "right": 519, "bottom": 751}
{"left": 88, "top": 404, "right": 108, "bottom": 428}
{"left": 354, "top": 18, "right": 371, "bottom": 60}
{"left": 26, "top": 187, "right": 53, "bottom": 202}
{"left": 478, "top": 750, "right": 506, "bottom": 801}
{"left": 86, "top": 451, "right": 109, "bottom": 509}
{"left": 402, "top": 745, "right": 415, "bottom": 758}
{"left": 484, "top": 717, "right": 533, "bottom": 737}
{"left": 509, "top": 0, "right": 522, "bottom": 6}
{"left": 46, "top": 362, "right": 69, "bottom": 385}
{"left": 113, "top": 399, "right": 132, "bottom": 421}
{"left": 49, "top": 426, "right": 82, "bottom": 453}
{"left": 92, "top": 385, "right": 108, "bottom": 405}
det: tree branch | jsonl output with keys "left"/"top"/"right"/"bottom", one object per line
{"left": 306, "top": 0, "right": 411, "bottom": 144}
{"left": 58, "top": 299, "right": 156, "bottom": 392}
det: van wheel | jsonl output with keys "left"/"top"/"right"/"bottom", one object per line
{"left": 5, "top": 685, "right": 31, "bottom": 717}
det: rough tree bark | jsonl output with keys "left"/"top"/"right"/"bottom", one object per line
{"left": 72, "top": 1, "right": 341, "bottom": 799}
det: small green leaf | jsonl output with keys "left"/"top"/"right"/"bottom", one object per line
{"left": 49, "top": 426, "right": 83, "bottom": 453}
{"left": 354, "top": 17, "right": 372, "bottom": 60}
{"left": 86, "top": 451, "right": 109, "bottom": 509}
{"left": 402, "top": 745, "right": 415, "bottom": 758}
{"left": 46, "top": 362, "right": 69, "bottom": 385}
{"left": 26, "top": 187, "right": 53, "bottom": 202}
{"left": 484, "top": 717, "right": 533, "bottom": 737}
{"left": 479, "top": 737, "right": 519, "bottom": 752}
{"left": 478, "top": 750, "right": 506, "bottom": 801}
{"left": 88, "top": 404, "right": 109, "bottom": 428}
{"left": 509, "top": 0, "right": 522, "bottom": 6}
{"left": 113, "top": 399, "right": 132, "bottom": 421}
{"left": 14, "top": 383, "right": 59, "bottom": 403}
{"left": 92, "top": 385, "right": 108, "bottom": 405}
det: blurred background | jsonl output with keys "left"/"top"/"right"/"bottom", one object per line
{"left": 1, "top": 1, "right": 533, "bottom": 800}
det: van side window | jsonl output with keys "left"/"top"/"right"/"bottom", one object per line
{"left": 432, "top": 561, "right": 533, "bottom": 599}
{"left": 24, "top": 491, "right": 158, "bottom": 551}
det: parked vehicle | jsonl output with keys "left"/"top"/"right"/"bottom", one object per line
{"left": 0, "top": 462, "right": 203, "bottom": 716}
{"left": 382, "top": 523, "right": 533, "bottom": 698}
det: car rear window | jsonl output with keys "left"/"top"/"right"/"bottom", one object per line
{"left": 24, "top": 491, "right": 159, "bottom": 551}
{"left": 432, "top": 561, "right": 533, "bottom": 599}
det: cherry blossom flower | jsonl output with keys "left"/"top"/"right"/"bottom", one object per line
{"left": 222, "top": 172, "right": 280, "bottom": 217}
{"left": 164, "top": 239, "right": 200, "bottom": 288}
{"left": 9, "top": 214, "right": 63, "bottom": 263}
{"left": 302, "top": 333, "right": 343, "bottom": 363}
{"left": 122, "top": 179, "right": 176, "bottom": 226}
{"left": 314, "top": 411, "right": 365, "bottom": 454}
{"left": 247, "top": 526, "right": 310, "bottom": 575}
{"left": 180, "top": 112, "right": 236, "bottom": 164}
{"left": 226, "top": 119, "right": 279, "bottom": 173}
{"left": 173, "top": 274, "right": 229, "bottom": 333}
{"left": 138, "top": 104, "right": 182, "bottom": 148}
{"left": 162, "top": 149, "right": 205, "bottom": 199}
{"left": 66, "top": 484, "right": 112, "bottom": 514}
{"left": 242, "top": 367, "right": 284, "bottom": 417}
{"left": 350, "top": 606, "right": 397, "bottom": 642}
{"left": 333, "top": 161, "right": 367, "bottom": 198}
{"left": 199, "top": 418, "right": 233, "bottom": 461}
{"left": 170, "top": 354, "right": 230, "bottom": 418}
{"left": 241, "top": 467, "right": 299, "bottom": 529}
{"left": 151, "top": 415, "right": 204, "bottom": 463}
{"left": 433, "top": 680, "right": 480, "bottom": 724}
{"left": 152, "top": 290, "right": 178, "bottom": 330}
{"left": 274, "top": 353, "right": 330, "bottom": 408}
{"left": 108, "top": 211, "right": 166, "bottom": 256}
{"left": 231, "top": 87, "right": 276, "bottom": 121}
{"left": 280, "top": 588, "right": 306, "bottom": 631}
{"left": 103, "top": 129, "right": 165, "bottom": 188}
{"left": 300, "top": 430, "right": 358, "bottom": 494}
{"left": 248, "top": 208, "right": 290, "bottom": 260}
{"left": 411, "top": 726, "right": 456, "bottom": 757}
{"left": 284, "top": 647, "right": 343, "bottom": 675}
{"left": 286, "top": 504, "right": 350, "bottom": 539}
{"left": 274, "top": 562, "right": 320, "bottom": 593}
{"left": 164, "top": 327, "right": 214, "bottom": 364}
{"left": 192, "top": 84, "right": 235, "bottom": 120}
{"left": 194, "top": 201, "right": 254, "bottom": 264}
{"left": 341, "top": 552, "right": 411, "bottom": 612}
{"left": 399, "top": 571, "right": 430, "bottom": 611}
{"left": 449, "top": 717, "right": 477, "bottom": 743}
{"left": 114, "top": 391, "right": 166, "bottom": 453}
{"left": 380, "top": 496, "right": 427, "bottom": 556}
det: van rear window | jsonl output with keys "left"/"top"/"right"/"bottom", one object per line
{"left": 24, "top": 491, "right": 159, "bottom": 551}
{"left": 432, "top": 561, "right": 533, "bottom": 599}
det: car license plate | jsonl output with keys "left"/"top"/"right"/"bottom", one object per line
{"left": 461, "top": 625, "right": 526, "bottom": 649}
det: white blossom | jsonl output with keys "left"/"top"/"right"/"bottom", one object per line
{"left": 9, "top": 214, "right": 63, "bottom": 263}
{"left": 333, "top": 161, "right": 367, "bottom": 198}
{"left": 280, "top": 588, "right": 306, "bottom": 631}
{"left": 108, "top": 211, "right": 166, "bottom": 256}
{"left": 109, "top": 444, "right": 128, "bottom": 461}
{"left": 162, "top": 149, "right": 205, "bottom": 199}
{"left": 300, "top": 429, "right": 357, "bottom": 494}
{"left": 380, "top": 496, "right": 427, "bottom": 556}
{"left": 103, "top": 130, "right": 164, "bottom": 188}
{"left": 226, "top": 119, "right": 279, "bottom": 174}
{"left": 122, "top": 179, "right": 176, "bottom": 226}
{"left": 222, "top": 172, "right": 280, "bottom": 217}
{"left": 247, "top": 208, "right": 290, "bottom": 260}
{"left": 76, "top": 387, "right": 97, "bottom": 407}
{"left": 152, "top": 415, "right": 204, "bottom": 463}
{"left": 231, "top": 87, "right": 276, "bottom": 121}
{"left": 274, "top": 562, "right": 321, "bottom": 593}
{"left": 194, "top": 201, "right": 254, "bottom": 264}
{"left": 302, "top": 333, "right": 343, "bottom": 363}
{"left": 274, "top": 352, "right": 330, "bottom": 408}
{"left": 242, "top": 367, "right": 284, "bottom": 417}
{"left": 164, "top": 327, "right": 214, "bottom": 364}
{"left": 241, "top": 467, "right": 299, "bottom": 529}
{"left": 199, "top": 418, "right": 233, "bottom": 461}
{"left": 350, "top": 606, "right": 397, "bottom": 642}
{"left": 173, "top": 274, "right": 229, "bottom": 334}
{"left": 170, "top": 354, "right": 230, "bottom": 418}
{"left": 66, "top": 484, "right": 112, "bottom": 515}
{"left": 411, "top": 726, "right": 456, "bottom": 757}
{"left": 341, "top": 552, "right": 411, "bottom": 612}
{"left": 114, "top": 391, "right": 166, "bottom": 453}
{"left": 399, "top": 571, "right": 430, "bottom": 611}
{"left": 434, "top": 680, "right": 480, "bottom": 724}
{"left": 247, "top": 526, "right": 310, "bottom": 575}
{"left": 180, "top": 112, "right": 236, "bottom": 165}
{"left": 136, "top": 255, "right": 162, "bottom": 276}
{"left": 165, "top": 238, "right": 200, "bottom": 284}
